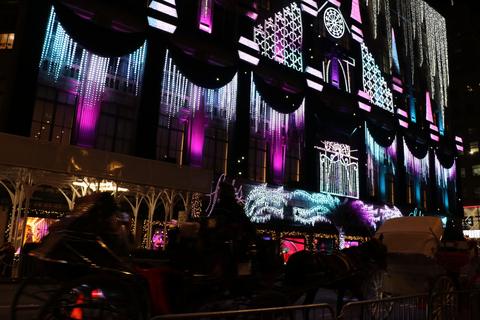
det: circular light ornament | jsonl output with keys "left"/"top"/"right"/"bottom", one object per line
{"left": 324, "top": 7, "right": 345, "bottom": 39}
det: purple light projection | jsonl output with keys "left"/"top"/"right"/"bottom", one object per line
{"left": 350, "top": 0, "right": 362, "bottom": 23}
{"left": 403, "top": 137, "right": 429, "bottom": 181}
{"left": 199, "top": 0, "right": 213, "bottom": 33}
{"left": 76, "top": 53, "right": 110, "bottom": 147}
{"left": 425, "top": 91, "right": 434, "bottom": 123}
{"left": 189, "top": 86, "right": 205, "bottom": 167}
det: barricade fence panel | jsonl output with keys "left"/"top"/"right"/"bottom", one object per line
{"left": 151, "top": 303, "right": 336, "bottom": 320}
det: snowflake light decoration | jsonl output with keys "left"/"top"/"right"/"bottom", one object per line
{"left": 254, "top": 2, "right": 303, "bottom": 71}
{"left": 244, "top": 184, "right": 291, "bottom": 223}
{"left": 317, "top": 141, "right": 359, "bottom": 198}
{"left": 361, "top": 43, "right": 394, "bottom": 113}
{"left": 324, "top": 7, "right": 345, "bottom": 39}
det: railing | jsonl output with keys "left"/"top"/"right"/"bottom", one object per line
{"left": 150, "top": 290, "right": 480, "bottom": 320}
{"left": 151, "top": 303, "right": 336, "bottom": 320}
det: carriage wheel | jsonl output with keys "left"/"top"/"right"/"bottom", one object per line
{"left": 363, "top": 269, "right": 393, "bottom": 320}
{"left": 430, "top": 276, "right": 456, "bottom": 320}
{"left": 10, "top": 271, "right": 62, "bottom": 320}
{"left": 36, "top": 274, "right": 145, "bottom": 320}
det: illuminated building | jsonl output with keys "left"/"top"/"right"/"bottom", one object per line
{"left": 0, "top": 0, "right": 461, "bottom": 250}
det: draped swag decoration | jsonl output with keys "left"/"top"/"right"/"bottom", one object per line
{"left": 250, "top": 73, "right": 305, "bottom": 157}
{"left": 165, "top": 40, "right": 237, "bottom": 89}
{"left": 52, "top": 0, "right": 147, "bottom": 57}
{"left": 365, "top": 123, "right": 397, "bottom": 182}
{"left": 161, "top": 49, "right": 238, "bottom": 129}
{"left": 403, "top": 137, "right": 429, "bottom": 183}
{"left": 252, "top": 73, "right": 304, "bottom": 114}
{"left": 434, "top": 151, "right": 456, "bottom": 189}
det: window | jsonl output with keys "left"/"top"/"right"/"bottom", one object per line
{"left": 0, "top": 33, "right": 14, "bottom": 49}
{"left": 475, "top": 187, "right": 480, "bottom": 199}
{"left": 156, "top": 115, "right": 185, "bottom": 164}
{"left": 31, "top": 86, "right": 75, "bottom": 144}
{"left": 249, "top": 138, "right": 267, "bottom": 182}
{"left": 96, "top": 102, "right": 135, "bottom": 154}
{"left": 386, "top": 173, "right": 394, "bottom": 205}
{"left": 406, "top": 179, "right": 413, "bottom": 204}
{"left": 203, "top": 127, "right": 228, "bottom": 175}
{"left": 461, "top": 167, "right": 466, "bottom": 178}
{"left": 470, "top": 141, "right": 479, "bottom": 154}
{"left": 473, "top": 164, "right": 480, "bottom": 176}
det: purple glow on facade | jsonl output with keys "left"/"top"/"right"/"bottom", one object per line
{"left": 457, "top": 145, "right": 464, "bottom": 151}
{"left": 351, "top": 25, "right": 363, "bottom": 36}
{"left": 393, "top": 84, "right": 403, "bottom": 93}
{"left": 301, "top": 4, "right": 318, "bottom": 16}
{"left": 425, "top": 91, "right": 433, "bottom": 123}
{"left": 397, "top": 108, "right": 408, "bottom": 118}
{"left": 148, "top": 17, "right": 177, "bottom": 33}
{"left": 329, "top": 0, "right": 341, "bottom": 7}
{"left": 403, "top": 137, "right": 429, "bottom": 181}
{"left": 392, "top": 77, "right": 402, "bottom": 85}
{"left": 76, "top": 53, "right": 110, "bottom": 147}
{"left": 430, "top": 124, "right": 438, "bottom": 132}
{"left": 331, "top": 58, "right": 340, "bottom": 88}
{"left": 455, "top": 136, "right": 463, "bottom": 143}
{"left": 199, "top": 0, "right": 213, "bottom": 33}
{"left": 358, "top": 90, "right": 371, "bottom": 100}
{"left": 238, "top": 51, "right": 259, "bottom": 65}
{"left": 398, "top": 119, "right": 409, "bottom": 128}
{"left": 306, "top": 66, "right": 323, "bottom": 79}
{"left": 189, "top": 93, "right": 205, "bottom": 167}
{"left": 350, "top": 0, "right": 362, "bottom": 23}
{"left": 239, "top": 36, "right": 260, "bottom": 51}
{"left": 358, "top": 101, "right": 371, "bottom": 112}
{"left": 352, "top": 33, "right": 363, "bottom": 43}
{"left": 430, "top": 134, "right": 439, "bottom": 141}
{"left": 435, "top": 152, "right": 456, "bottom": 188}
{"left": 306, "top": 79, "right": 324, "bottom": 92}
{"left": 149, "top": 1, "right": 177, "bottom": 17}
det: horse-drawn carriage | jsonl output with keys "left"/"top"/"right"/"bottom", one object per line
{"left": 366, "top": 216, "right": 480, "bottom": 319}
{"left": 10, "top": 192, "right": 284, "bottom": 320}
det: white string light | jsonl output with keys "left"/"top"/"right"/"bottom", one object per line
{"left": 317, "top": 141, "right": 359, "bottom": 198}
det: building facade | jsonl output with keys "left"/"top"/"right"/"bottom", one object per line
{"left": 0, "top": 0, "right": 461, "bottom": 251}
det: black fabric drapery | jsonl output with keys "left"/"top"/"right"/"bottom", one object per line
{"left": 252, "top": 73, "right": 304, "bottom": 114}
{"left": 435, "top": 148, "right": 456, "bottom": 169}
{"left": 53, "top": 1, "right": 147, "bottom": 57}
{"left": 365, "top": 119, "right": 397, "bottom": 149}
{"left": 403, "top": 134, "right": 429, "bottom": 159}
{"left": 166, "top": 40, "right": 238, "bottom": 89}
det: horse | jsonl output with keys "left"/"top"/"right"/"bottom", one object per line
{"left": 284, "top": 235, "right": 387, "bottom": 315}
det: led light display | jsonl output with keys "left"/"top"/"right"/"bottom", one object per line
{"left": 403, "top": 137, "right": 429, "bottom": 182}
{"left": 317, "top": 141, "right": 359, "bottom": 198}
{"left": 161, "top": 50, "right": 238, "bottom": 129}
{"left": 245, "top": 184, "right": 291, "bottom": 223}
{"left": 40, "top": 7, "right": 146, "bottom": 147}
{"left": 361, "top": 43, "right": 394, "bottom": 113}
{"left": 434, "top": 152, "right": 456, "bottom": 189}
{"left": 365, "top": 125, "right": 397, "bottom": 199}
{"left": 254, "top": 2, "right": 303, "bottom": 71}
{"left": 249, "top": 74, "right": 305, "bottom": 180}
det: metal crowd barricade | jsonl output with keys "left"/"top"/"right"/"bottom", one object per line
{"left": 151, "top": 303, "right": 336, "bottom": 320}
{"left": 429, "top": 290, "right": 480, "bottom": 320}
{"left": 339, "top": 293, "right": 430, "bottom": 320}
